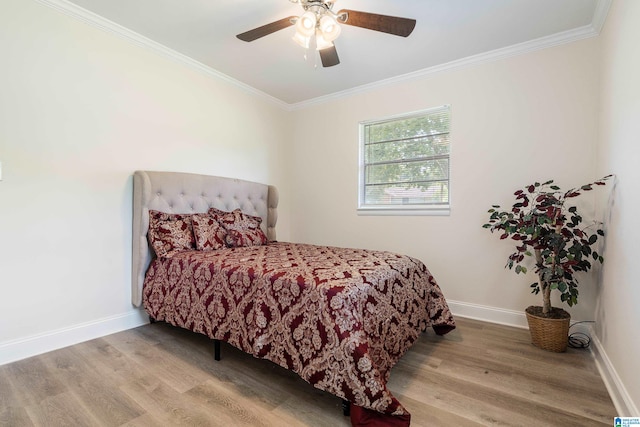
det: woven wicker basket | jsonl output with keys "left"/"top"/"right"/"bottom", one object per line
{"left": 525, "top": 306, "right": 570, "bottom": 352}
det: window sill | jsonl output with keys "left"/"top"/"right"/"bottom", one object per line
{"left": 357, "top": 206, "right": 450, "bottom": 216}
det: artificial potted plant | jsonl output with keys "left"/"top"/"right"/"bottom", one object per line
{"left": 483, "top": 176, "right": 611, "bottom": 352}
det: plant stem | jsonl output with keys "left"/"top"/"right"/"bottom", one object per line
{"left": 535, "top": 249, "right": 551, "bottom": 315}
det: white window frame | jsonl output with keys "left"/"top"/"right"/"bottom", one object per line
{"left": 358, "top": 105, "right": 451, "bottom": 216}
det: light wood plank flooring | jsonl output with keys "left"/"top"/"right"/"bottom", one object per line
{"left": 0, "top": 317, "right": 616, "bottom": 426}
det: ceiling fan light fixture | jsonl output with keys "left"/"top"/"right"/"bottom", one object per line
{"left": 319, "top": 15, "right": 341, "bottom": 41}
{"left": 315, "top": 29, "right": 334, "bottom": 50}
{"left": 237, "top": 0, "right": 417, "bottom": 68}
{"left": 292, "top": 31, "right": 311, "bottom": 49}
{"left": 296, "top": 11, "right": 317, "bottom": 37}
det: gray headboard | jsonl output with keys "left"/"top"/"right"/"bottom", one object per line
{"left": 132, "top": 170, "right": 278, "bottom": 307}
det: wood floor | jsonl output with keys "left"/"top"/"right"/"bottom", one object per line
{"left": 0, "top": 317, "right": 616, "bottom": 427}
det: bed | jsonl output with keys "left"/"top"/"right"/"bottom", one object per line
{"left": 132, "top": 170, "right": 455, "bottom": 426}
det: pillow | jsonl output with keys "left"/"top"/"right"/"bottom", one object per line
{"left": 207, "top": 207, "right": 228, "bottom": 219}
{"left": 211, "top": 208, "right": 262, "bottom": 230}
{"left": 208, "top": 208, "right": 267, "bottom": 247}
{"left": 192, "top": 213, "right": 227, "bottom": 251}
{"left": 226, "top": 228, "right": 268, "bottom": 247}
{"left": 148, "top": 210, "right": 195, "bottom": 258}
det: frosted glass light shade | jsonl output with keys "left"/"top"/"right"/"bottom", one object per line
{"left": 292, "top": 31, "right": 311, "bottom": 49}
{"left": 319, "top": 15, "right": 341, "bottom": 41}
{"left": 315, "top": 30, "right": 334, "bottom": 50}
{"left": 296, "top": 11, "right": 317, "bottom": 37}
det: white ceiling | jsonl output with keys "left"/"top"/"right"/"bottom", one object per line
{"left": 53, "top": 0, "right": 605, "bottom": 106}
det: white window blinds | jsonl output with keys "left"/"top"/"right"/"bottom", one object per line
{"left": 359, "top": 105, "right": 450, "bottom": 215}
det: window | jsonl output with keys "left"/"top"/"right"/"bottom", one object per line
{"left": 358, "top": 105, "right": 450, "bottom": 215}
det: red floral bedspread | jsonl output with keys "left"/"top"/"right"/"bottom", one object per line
{"left": 142, "top": 242, "right": 455, "bottom": 419}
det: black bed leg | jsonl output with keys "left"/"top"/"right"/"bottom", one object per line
{"left": 214, "top": 339, "right": 221, "bottom": 361}
{"left": 149, "top": 316, "right": 156, "bottom": 324}
{"left": 341, "top": 399, "right": 350, "bottom": 417}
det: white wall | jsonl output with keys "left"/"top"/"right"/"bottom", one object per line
{"left": 1, "top": 0, "right": 637, "bottom": 416}
{"left": 595, "top": 0, "right": 640, "bottom": 416}
{"left": 0, "top": 0, "right": 291, "bottom": 362}
{"left": 289, "top": 38, "right": 604, "bottom": 324}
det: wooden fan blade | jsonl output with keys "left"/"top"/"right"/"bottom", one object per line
{"left": 236, "top": 16, "right": 297, "bottom": 42}
{"left": 319, "top": 45, "right": 340, "bottom": 67}
{"left": 337, "top": 10, "right": 416, "bottom": 37}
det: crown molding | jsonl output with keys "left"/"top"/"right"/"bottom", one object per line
{"left": 592, "top": 0, "right": 613, "bottom": 34}
{"left": 289, "top": 20, "right": 603, "bottom": 110}
{"left": 34, "top": 0, "right": 612, "bottom": 112}
{"left": 33, "top": 0, "right": 289, "bottom": 110}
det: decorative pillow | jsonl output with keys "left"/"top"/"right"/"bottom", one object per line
{"left": 192, "top": 213, "right": 227, "bottom": 251}
{"left": 207, "top": 207, "right": 228, "bottom": 219}
{"left": 148, "top": 210, "right": 195, "bottom": 258}
{"left": 208, "top": 208, "right": 267, "bottom": 247}
{"left": 213, "top": 208, "right": 262, "bottom": 230}
{"left": 226, "top": 228, "right": 268, "bottom": 247}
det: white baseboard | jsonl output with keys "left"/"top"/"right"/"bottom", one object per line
{"left": 590, "top": 330, "right": 639, "bottom": 417}
{"left": 0, "top": 309, "right": 149, "bottom": 366}
{"left": 449, "top": 300, "right": 637, "bottom": 417}
{"left": 2, "top": 300, "right": 636, "bottom": 417}
{"left": 448, "top": 299, "right": 528, "bottom": 329}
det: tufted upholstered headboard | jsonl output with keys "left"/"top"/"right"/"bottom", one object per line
{"left": 131, "top": 170, "right": 278, "bottom": 307}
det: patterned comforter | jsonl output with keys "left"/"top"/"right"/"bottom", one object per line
{"left": 142, "top": 242, "right": 455, "bottom": 417}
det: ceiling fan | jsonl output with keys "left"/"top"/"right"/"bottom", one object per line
{"left": 236, "top": 0, "right": 417, "bottom": 67}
